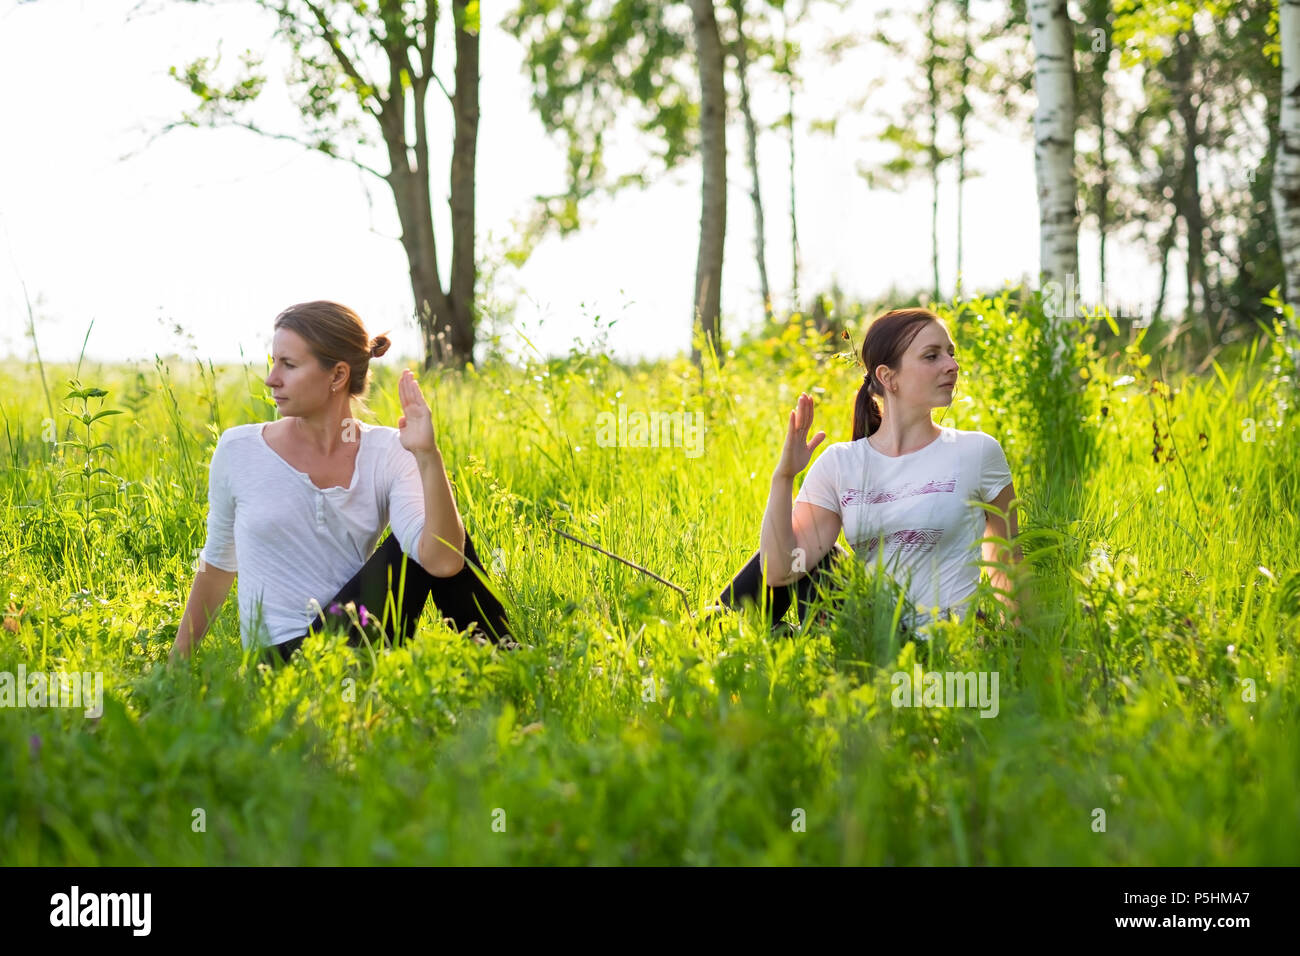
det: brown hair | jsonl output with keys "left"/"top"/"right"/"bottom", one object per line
{"left": 273, "top": 301, "right": 391, "bottom": 413}
{"left": 852, "top": 308, "right": 943, "bottom": 441}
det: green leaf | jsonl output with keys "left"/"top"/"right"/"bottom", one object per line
{"left": 461, "top": 0, "right": 481, "bottom": 35}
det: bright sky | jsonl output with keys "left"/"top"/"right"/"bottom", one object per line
{"left": 0, "top": 0, "right": 1170, "bottom": 367}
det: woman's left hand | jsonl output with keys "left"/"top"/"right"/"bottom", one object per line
{"left": 397, "top": 368, "right": 438, "bottom": 456}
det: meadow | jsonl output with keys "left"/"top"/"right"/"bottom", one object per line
{"left": 1, "top": 290, "right": 1297, "bottom": 864}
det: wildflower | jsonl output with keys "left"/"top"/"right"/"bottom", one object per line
{"left": 29, "top": 735, "right": 41, "bottom": 759}
{"left": 1087, "top": 542, "right": 1113, "bottom": 580}
{"left": 358, "top": 605, "right": 369, "bottom": 627}
{"left": 2, "top": 602, "right": 22, "bottom": 634}
{"left": 328, "top": 603, "right": 342, "bottom": 615}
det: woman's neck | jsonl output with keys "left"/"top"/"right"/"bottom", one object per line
{"left": 869, "top": 411, "right": 941, "bottom": 457}
{"left": 289, "top": 406, "right": 351, "bottom": 456}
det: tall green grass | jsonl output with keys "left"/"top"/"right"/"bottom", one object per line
{"left": 0, "top": 290, "right": 1296, "bottom": 864}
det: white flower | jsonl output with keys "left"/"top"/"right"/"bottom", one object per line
{"left": 1088, "top": 543, "right": 1113, "bottom": 577}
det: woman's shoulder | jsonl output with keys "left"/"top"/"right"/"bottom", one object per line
{"left": 944, "top": 428, "right": 1009, "bottom": 470}
{"left": 802, "top": 440, "right": 861, "bottom": 479}
{"left": 945, "top": 426, "right": 1001, "bottom": 447}
{"left": 359, "top": 422, "right": 401, "bottom": 446}
{"left": 815, "top": 439, "right": 857, "bottom": 460}
{"left": 359, "top": 423, "right": 412, "bottom": 463}
{"left": 214, "top": 422, "right": 264, "bottom": 449}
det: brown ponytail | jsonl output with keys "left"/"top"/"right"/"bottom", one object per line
{"left": 852, "top": 373, "right": 885, "bottom": 441}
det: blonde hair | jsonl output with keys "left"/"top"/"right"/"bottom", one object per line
{"left": 273, "top": 301, "right": 391, "bottom": 415}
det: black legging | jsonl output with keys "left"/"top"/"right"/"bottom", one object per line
{"left": 268, "top": 528, "right": 511, "bottom": 663}
{"left": 718, "top": 547, "right": 985, "bottom": 636}
{"left": 716, "top": 544, "right": 854, "bottom": 627}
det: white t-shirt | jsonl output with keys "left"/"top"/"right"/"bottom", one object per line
{"left": 198, "top": 421, "right": 427, "bottom": 649}
{"left": 794, "top": 425, "right": 1013, "bottom": 634}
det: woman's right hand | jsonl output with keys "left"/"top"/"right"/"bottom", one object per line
{"left": 774, "top": 392, "right": 826, "bottom": 480}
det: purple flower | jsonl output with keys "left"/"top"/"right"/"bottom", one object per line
{"left": 29, "top": 734, "right": 41, "bottom": 759}
{"left": 358, "top": 605, "right": 369, "bottom": 627}
{"left": 328, "top": 603, "right": 342, "bottom": 615}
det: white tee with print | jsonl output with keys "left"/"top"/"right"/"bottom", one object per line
{"left": 198, "top": 421, "right": 428, "bottom": 649}
{"left": 794, "top": 426, "right": 1013, "bottom": 634}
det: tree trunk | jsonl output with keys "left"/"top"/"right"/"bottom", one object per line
{"left": 1276, "top": 0, "right": 1300, "bottom": 375}
{"left": 447, "top": 0, "right": 481, "bottom": 367}
{"left": 1091, "top": 0, "right": 1111, "bottom": 290}
{"left": 788, "top": 81, "right": 799, "bottom": 312}
{"left": 956, "top": 0, "right": 971, "bottom": 295}
{"left": 782, "top": 3, "right": 799, "bottom": 314}
{"left": 1028, "top": 0, "right": 1079, "bottom": 323}
{"left": 384, "top": 85, "right": 455, "bottom": 368}
{"left": 691, "top": 0, "right": 727, "bottom": 368}
{"left": 729, "top": 0, "right": 772, "bottom": 323}
{"left": 1174, "top": 29, "right": 1210, "bottom": 340}
{"left": 927, "top": 0, "right": 940, "bottom": 303}
{"left": 1154, "top": 212, "right": 1178, "bottom": 325}
{"left": 380, "top": 4, "right": 477, "bottom": 369}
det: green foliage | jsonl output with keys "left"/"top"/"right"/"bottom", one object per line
{"left": 1112, "top": 0, "right": 1239, "bottom": 67}
{"left": 169, "top": 46, "right": 268, "bottom": 123}
{"left": 858, "top": 1, "right": 965, "bottom": 193}
{"left": 1, "top": 294, "right": 1297, "bottom": 864}
{"left": 1090, "top": 0, "right": 1281, "bottom": 334}
{"left": 53, "top": 381, "right": 125, "bottom": 538}
{"left": 504, "top": 0, "right": 697, "bottom": 235}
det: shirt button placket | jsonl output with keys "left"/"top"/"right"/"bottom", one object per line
{"left": 315, "top": 491, "right": 326, "bottom": 526}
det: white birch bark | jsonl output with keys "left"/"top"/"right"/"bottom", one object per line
{"left": 1273, "top": 0, "right": 1300, "bottom": 376}
{"left": 690, "top": 0, "right": 727, "bottom": 368}
{"left": 1029, "top": 0, "right": 1079, "bottom": 364}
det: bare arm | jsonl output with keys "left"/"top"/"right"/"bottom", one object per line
{"left": 982, "top": 481, "right": 1024, "bottom": 625}
{"left": 395, "top": 368, "right": 466, "bottom": 578}
{"left": 760, "top": 392, "right": 842, "bottom": 587}
{"left": 763, "top": 497, "right": 843, "bottom": 588}
{"left": 413, "top": 448, "right": 467, "bottom": 578}
{"left": 170, "top": 564, "right": 236, "bottom": 662}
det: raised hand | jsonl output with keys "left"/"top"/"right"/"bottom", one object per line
{"left": 774, "top": 392, "right": 826, "bottom": 480}
{"left": 396, "top": 368, "right": 438, "bottom": 456}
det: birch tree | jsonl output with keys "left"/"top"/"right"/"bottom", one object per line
{"left": 1028, "top": 0, "right": 1080, "bottom": 310}
{"left": 1274, "top": 0, "right": 1300, "bottom": 334}
{"left": 690, "top": 0, "right": 728, "bottom": 367}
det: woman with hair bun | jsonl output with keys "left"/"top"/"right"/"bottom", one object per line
{"left": 170, "top": 300, "right": 510, "bottom": 664}
{"left": 716, "top": 307, "right": 1023, "bottom": 638}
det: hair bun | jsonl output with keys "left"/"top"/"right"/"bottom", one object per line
{"left": 369, "top": 334, "right": 391, "bottom": 359}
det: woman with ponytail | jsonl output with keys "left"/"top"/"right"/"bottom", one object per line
{"left": 716, "top": 307, "right": 1021, "bottom": 636}
{"left": 170, "top": 300, "right": 510, "bottom": 664}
